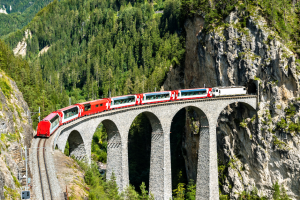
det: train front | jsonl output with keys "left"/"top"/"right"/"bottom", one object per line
{"left": 36, "top": 112, "right": 60, "bottom": 137}
{"left": 36, "top": 120, "right": 51, "bottom": 137}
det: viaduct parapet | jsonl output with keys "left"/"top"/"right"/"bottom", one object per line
{"left": 53, "top": 95, "right": 257, "bottom": 200}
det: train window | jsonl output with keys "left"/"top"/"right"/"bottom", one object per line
{"left": 243, "top": 88, "right": 246, "bottom": 90}
{"left": 212, "top": 89, "right": 215, "bottom": 92}
{"left": 216, "top": 90, "right": 219, "bottom": 92}
{"left": 64, "top": 107, "right": 78, "bottom": 119}
{"left": 181, "top": 90, "right": 206, "bottom": 96}
{"left": 84, "top": 104, "right": 91, "bottom": 111}
{"left": 96, "top": 105, "right": 99, "bottom": 107}
{"left": 113, "top": 96, "right": 135, "bottom": 105}
{"left": 100, "top": 104, "right": 103, "bottom": 106}
{"left": 50, "top": 115, "right": 59, "bottom": 130}
{"left": 145, "top": 93, "right": 170, "bottom": 100}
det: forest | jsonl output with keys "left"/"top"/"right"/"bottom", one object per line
{"left": 0, "top": 0, "right": 53, "bottom": 37}
{"left": 3, "top": 0, "right": 184, "bottom": 128}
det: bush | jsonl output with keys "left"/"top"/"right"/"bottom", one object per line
{"left": 277, "top": 118, "right": 287, "bottom": 129}
{"left": 273, "top": 181, "right": 291, "bottom": 200}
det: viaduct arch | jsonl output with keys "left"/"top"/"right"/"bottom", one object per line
{"left": 53, "top": 95, "right": 257, "bottom": 200}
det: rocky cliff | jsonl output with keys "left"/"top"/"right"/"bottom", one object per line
{"left": 0, "top": 70, "right": 34, "bottom": 199}
{"left": 179, "top": 5, "right": 300, "bottom": 200}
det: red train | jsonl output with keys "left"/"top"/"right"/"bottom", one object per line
{"left": 36, "top": 86, "right": 246, "bottom": 137}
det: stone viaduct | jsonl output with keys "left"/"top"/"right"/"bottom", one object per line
{"left": 53, "top": 95, "right": 257, "bottom": 200}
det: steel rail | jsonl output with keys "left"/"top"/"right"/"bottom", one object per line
{"left": 43, "top": 139, "right": 53, "bottom": 200}
{"left": 37, "top": 139, "right": 45, "bottom": 200}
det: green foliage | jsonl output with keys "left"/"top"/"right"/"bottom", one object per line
{"left": 185, "top": 180, "right": 196, "bottom": 200}
{"left": 91, "top": 124, "right": 107, "bottom": 163}
{"left": 181, "top": 0, "right": 300, "bottom": 55}
{"left": 273, "top": 135, "right": 288, "bottom": 150}
{"left": 75, "top": 158, "right": 153, "bottom": 199}
{"left": 220, "top": 194, "right": 229, "bottom": 200}
{"left": 239, "top": 119, "right": 248, "bottom": 128}
{"left": 4, "top": 0, "right": 184, "bottom": 110}
{"left": 284, "top": 104, "right": 296, "bottom": 116}
{"left": 172, "top": 174, "right": 196, "bottom": 199}
{"left": 273, "top": 181, "right": 291, "bottom": 200}
{"left": 139, "top": 182, "right": 154, "bottom": 200}
{"left": 251, "top": 115, "right": 256, "bottom": 122}
{"left": 4, "top": 185, "right": 20, "bottom": 199}
{"left": 0, "top": 39, "right": 69, "bottom": 128}
{"left": 160, "top": 0, "right": 181, "bottom": 34}
{"left": 64, "top": 140, "right": 69, "bottom": 156}
{"left": 0, "top": 0, "right": 53, "bottom": 38}
{"left": 277, "top": 118, "right": 287, "bottom": 129}
{"left": 1, "top": 0, "right": 184, "bottom": 129}
{"left": 128, "top": 114, "right": 152, "bottom": 192}
{"left": 238, "top": 187, "right": 267, "bottom": 199}
{"left": 170, "top": 108, "right": 187, "bottom": 190}
{"left": 173, "top": 181, "right": 185, "bottom": 200}
{"left": 288, "top": 120, "right": 300, "bottom": 132}
{"left": 0, "top": 75, "right": 13, "bottom": 99}
{"left": 13, "top": 175, "right": 21, "bottom": 188}
{"left": 254, "top": 76, "right": 261, "bottom": 81}
{"left": 15, "top": 105, "right": 23, "bottom": 120}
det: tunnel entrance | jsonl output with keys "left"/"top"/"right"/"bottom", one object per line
{"left": 247, "top": 80, "right": 257, "bottom": 94}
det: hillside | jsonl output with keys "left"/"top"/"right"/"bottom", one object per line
{"left": 4, "top": 0, "right": 184, "bottom": 127}
{"left": 0, "top": 39, "right": 70, "bottom": 128}
{"left": 0, "top": 0, "right": 53, "bottom": 38}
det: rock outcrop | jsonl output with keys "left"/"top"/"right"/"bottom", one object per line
{"left": 13, "top": 30, "right": 32, "bottom": 57}
{"left": 0, "top": 71, "right": 34, "bottom": 199}
{"left": 181, "top": 6, "right": 300, "bottom": 200}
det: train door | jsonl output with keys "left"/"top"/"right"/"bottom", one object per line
{"left": 170, "top": 91, "right": 176, "bottom": 100}
{"left": 212, "top": 88, "right": 220, "bottom": 97}
{"left": 135, "top": 94, "right": 141, "bottom": 105}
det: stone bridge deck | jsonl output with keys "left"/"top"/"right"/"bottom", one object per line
{"left": 51, "top": 95, "right": 257, "bottom": 200}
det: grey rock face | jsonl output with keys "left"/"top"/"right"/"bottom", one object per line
{"left": 0, "top": 72, "right": 34, "bottom": 199}
{"left": 183, "top": 7, "right": 300, "bottom": 200}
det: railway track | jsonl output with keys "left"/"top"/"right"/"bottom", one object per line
{"left": 37, "top": 138, "right": 53, "bottom": 200}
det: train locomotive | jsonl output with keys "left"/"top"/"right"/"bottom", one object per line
{"left": 36, "top": 86, "right": 247, "bottom": 137}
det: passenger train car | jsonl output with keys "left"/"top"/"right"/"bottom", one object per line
{"left": 36, "top": 86, "right": 247, "bottom": 137}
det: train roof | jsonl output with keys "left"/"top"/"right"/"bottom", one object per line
{"left": 179, "top": 88, "right": 207, "bottom": 92}
{"left": 111, "top": 94, "right": 136, "bottom": 99}
{"left": 141, "top": 90, "right": 172, "bottom": 95}
{"left": 213, "top": 86, "right": 245, "bottom": 89}
{"left": 143, "top": 91, "right": 171, "bottom": 95}
{"left": 56, "top": 105, "right": 78, "bottom": 112}
{"left": 76, "top": 99, "right": 109, "bottom": 106}
{"left": 42, "top": 112, "right": 58, "bottom": 121}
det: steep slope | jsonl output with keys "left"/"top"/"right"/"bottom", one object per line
{"left": 0, "top": 70, "right": 34, "bottom": 199}
{"left": 0, "top": 0, "right": 53, "bottom": 38}
{"left": 0, "top": 38, "right": 70, "bottom": 128}
{"left": 181, "top": 4, "right": 300, "bottom": 199}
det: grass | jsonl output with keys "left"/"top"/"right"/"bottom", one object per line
{"left": 4, "top": 186, "right": 20, "bottom": 199}
{"left": 273, "top": 135, "right": 288, "bottom": 150}
{"left": 15, "top": 105, "right": 23, "bottom": 120}
{"left": 0, "top": 76, "right": 13, "bottom": 99}
{"left": 240, "top": 119, "right": 248, "bottom": 128}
